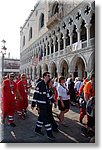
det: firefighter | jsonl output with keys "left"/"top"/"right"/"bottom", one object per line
{"left": 31, "top": 71, "right": 55, "bottom": 141}
{"left": 2, "top": 73, "right": 17, "bottom": 127}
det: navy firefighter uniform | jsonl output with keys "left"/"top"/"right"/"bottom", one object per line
{"left": 32, "top": 80, "right": 55, "bottom": 140}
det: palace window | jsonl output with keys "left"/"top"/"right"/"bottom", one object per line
{"left": 44, "top": 44, "right": 46, "bottom": 56}
{"left": 72, "top": 25, "right": 77, "bottom": 44}
{"left": 66, "top": 29, "right": 70, "bottom": 46}
{"left": 29, "top": 27, "right": 32, "bottom": 41}
{"left": 90, "top": 13, "right": 95, "bottom": 38}
{"left": 51, "top": 39, "right": 53, "bottom": 53}
{"left": 51, "top": 2, "right": 59, "bottom": 17}
{"left": 80, "top": 20, "right": 87, "bottom": 41}
{"left": 60, "top": 33, "right": 63, "bottom": 50}
{"left": 39, "top": 13, "right": 44, "bottom": 29}
{"left": 23, "top": 36, "right": 25, "bottom": 46}
{"left": 55, "top": 36, "right": 58, "bottom": 52}
{"left": 47, "top": 42, "right": 50, "bottom": 55}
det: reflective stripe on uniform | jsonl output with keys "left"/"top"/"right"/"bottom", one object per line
{"left": 8, "top": 116, "right": 14, "bottom": 120}
{"left": 45, "top": 124, "right": 51, "bottom": 127}
{"left": 37, "top": 121, "right": 43, "bottom": 124}
{"left": 32, "top": 99, "right": 37, "bottom": 102}
{"left": 39, "top": 92, "right": 46, "bottom": 94}
{"left": 46, "top": 127, "right": 52, "bottom": 131}
{"left": 37, "top": 100, "right": 46, "bottom": 104}
{"left": 37, "top": 124, "right": 43, "bottom": 127}
{"left": 34, "top": 90, "right": 39, "bottom": 93}
{"left": 49, "top": 96, "right": 53, "bottom": 99}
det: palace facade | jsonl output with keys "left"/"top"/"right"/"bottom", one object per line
{"left": 20, "top": 0, "right": 95, "bottom": 80}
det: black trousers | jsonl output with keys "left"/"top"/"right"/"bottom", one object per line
{"left": 47, "top": 104, "right": 58, "bottom": 130}
{"left": 35, "top": 103, "right": 53, "bottom": 136}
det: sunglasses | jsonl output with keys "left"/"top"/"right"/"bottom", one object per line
{"left": 10, "top": 76, "right": 14, "bottom": 78}
{"left": 46, "top": 75, "right": 50, "bottom": 77}
{"left": 22, "top": 76, "right": 26, "bottom": 78}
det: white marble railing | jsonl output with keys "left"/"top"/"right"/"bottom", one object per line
{"left": 41, "top": 38, "right": 95, "bottom": 62}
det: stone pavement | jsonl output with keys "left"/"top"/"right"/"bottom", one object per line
{"left": 0, "top": 98, "right": 90, "bottom": 143}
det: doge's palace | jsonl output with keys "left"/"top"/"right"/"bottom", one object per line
{"left": 20, "top": 0, "right": 95, "bottom": 80}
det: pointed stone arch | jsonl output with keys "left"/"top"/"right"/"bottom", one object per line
{"left": 43, "top": 63, "right": 48, "bottom": 72}
{"left": 50, "top": 61, "right": 57, "bottom": 78}
{"left": 59, "top": 58, "right": 69, "bottom": 78}
{"left": 51, "top": 1, "right": 59, "bottom": 17}
{"left": 87, "top": 52, "right": 95, "bottom": 73}
{"left": 70, "top": 54, "right": 87, "bottom": 79}
{"left": 38, "top": 65, "right": 42, "bottom": 78}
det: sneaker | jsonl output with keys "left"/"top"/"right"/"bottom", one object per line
{"left": 47, "top": 135, "right": 55, "bottom": 141}
{"left": 8, "top": 123, "right": 16, "bottom": 127}
{"left": 35, "top": 130, "right": 44, "bottom": 136}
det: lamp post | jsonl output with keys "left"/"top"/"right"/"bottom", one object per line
{"left": 1, "top": 39, "right": 7, "bottom": 77}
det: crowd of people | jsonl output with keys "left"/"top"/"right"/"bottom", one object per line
{"left": 0, "top": 71, "right": 95, "bottom": 142}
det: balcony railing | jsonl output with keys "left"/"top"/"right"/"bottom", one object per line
{"left": 47, "top": 13, "right": 61, "bottom": 29}
{"left": 41, "top": 38, "right": 95, "bottom": 61}
{"left": 82, "top": 41, "right": 87, "bottom": 48}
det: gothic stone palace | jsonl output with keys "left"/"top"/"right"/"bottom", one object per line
{"left": 20, "top": 0, "right": 95, "bottom": 80}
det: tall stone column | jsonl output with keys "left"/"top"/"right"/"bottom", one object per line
{"left": 52, "top": 35, "right": 56, "bottom": 54}
{"left": 42, "top": 43, "right": 44, "bottom": 59}
{"left": 76, "top": 27, "right": 81, "bottom": 49}
{"left": 57, "top": 33, "right": 61, "bottom": 52}
{"left": 63, "top": 33, "right": 66, "bottom": 50}
{"left": 85, "top": 23, "right": 91, "bottom": 47}
{"left": 45, "top": 42, "right": 48, "bottom": 57}
{"left": 49, "top": 39, "right": 52, "bottom": 56}
{"left": 69, "top": 31, "right": 73, "bottom": 46}
{"left": 57, "top": 61, "right": 61, "bottom": 77}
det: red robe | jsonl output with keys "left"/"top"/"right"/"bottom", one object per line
{"left": 17, "top": 80, "right": 28, "bottom": 111}
{"left": 2, "top": 79, "right": 16, "bottom": 120}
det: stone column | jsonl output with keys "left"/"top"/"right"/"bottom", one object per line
{"left": 85, "top": 23, "right": 91, "bottom": 47}
{"left": 49, "top": 39, "right": 52, "bottom": 56}
{"left": 41, "top": 63, "right": 44, "bottom": 75}
{"left": 57, "top": 33, "right": 61, "bottom": 51}
{"left": 69, "top": 31, "right": 73, "bottom": 46}
{"left": 53, "top": 38, "right": 56, "bottom": 57}
{"left": 52, "top": 35, "right": 56, "bottom": 54}
{"left": 45, "top": 42, "right": 48, "bottom": 57}
{"left": 63, "top": 33, "right": 66, "bottom": 50}
{"left": 42, "top": 43, "right": 44, "bottom": 59}
{"left": 57, "top": 61, "right": 61, "bottom": 77}
{"left": 76, "top": 28, "right": 81, "bottom": 49}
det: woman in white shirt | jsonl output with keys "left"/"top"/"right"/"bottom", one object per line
{"left": 57, "top": 76, "right": 70, "bottom": 125}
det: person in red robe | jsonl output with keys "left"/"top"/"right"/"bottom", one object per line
{"left": 16, "top": 73, "right": 31, "bottom": 119}
{"left": 2, "top": 73, "right": 17, "bottom": 127}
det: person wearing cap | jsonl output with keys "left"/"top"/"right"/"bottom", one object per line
{"left": 2, "top": 73, "right": 17, "bottom": 127}
{"left": 16, "top": 73, "right": 31, "bottom": 119}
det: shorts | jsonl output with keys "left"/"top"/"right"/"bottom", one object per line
{"left": 58, "top": 100, "right": 70, "bottom": 111}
